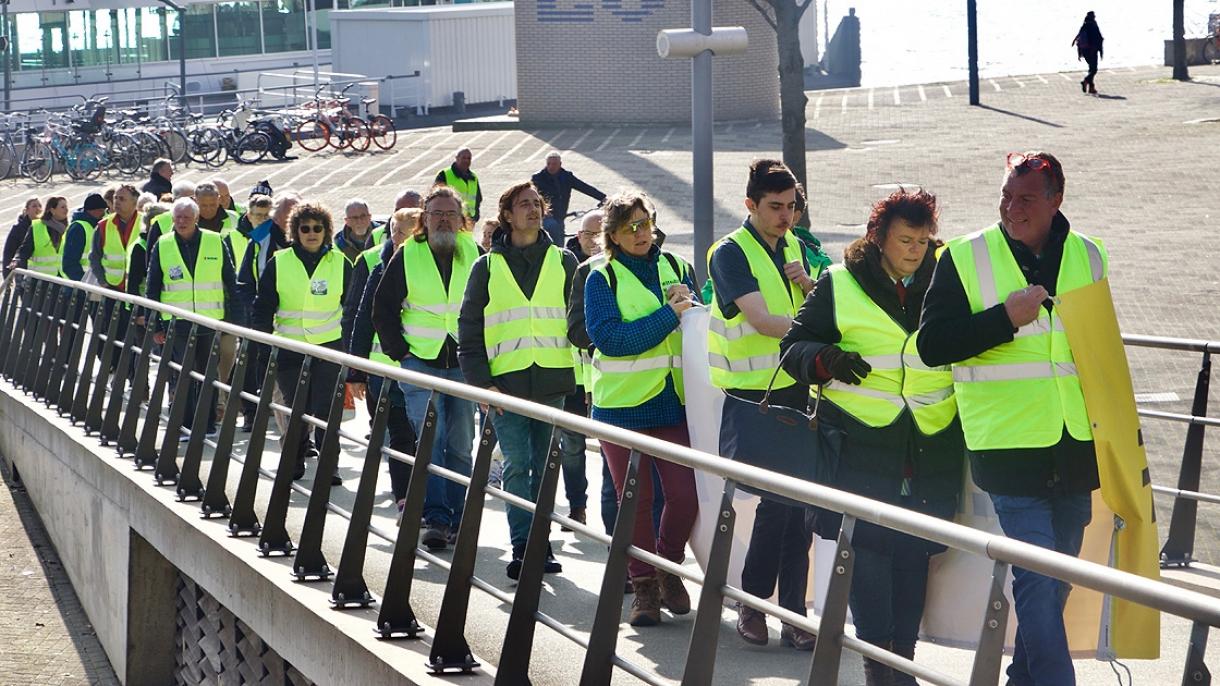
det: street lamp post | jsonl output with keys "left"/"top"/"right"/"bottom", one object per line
{"left": 967, "top": 0, "right": 979, "bottom": 105}
{"left": 2, "top": 0, "right": 11, "bottom": 112}
{"left": 309, "top": 0, "right": 321, "bottom": 94}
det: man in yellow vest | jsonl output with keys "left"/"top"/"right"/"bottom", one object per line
{"left": 59, "top": 193, "right": 107, "bottom": 283}
{"left": 458, "top": 181, "right": 578, "bottom": 579}
{"left": 88, "top": 184, "right": 141, "bottom": 371}
{"left": 146, "top": 197, "right": 238, "bottom": 440}
{"left": 372, "top": 186, "right": 480, "bottom": 548}
{"left": 145, "top": 180, "right": 197, "bottom": 270}
{"left": 219, "top": 194, "right": 272, "bottom": 432}
{"left": 708, "top": 159, "right": 818, "bottom": 650}
{"left": 434, "top": 147, "right": 481, "bottom": 223}
{"left": 917, "top": 151, "right": 1107, "bottom": 686}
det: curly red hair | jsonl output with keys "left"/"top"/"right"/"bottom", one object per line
{"left": 865, "top": 188, "right": 939, "bottom": 246}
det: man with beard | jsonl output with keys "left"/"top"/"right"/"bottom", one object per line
{"left": 373, "top": 186, "right": 480, "bottom": 549}
{"left": 458, "top": 181, "right": 578, "bottom": 579}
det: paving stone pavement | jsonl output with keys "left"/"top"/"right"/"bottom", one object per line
{"left": 0, "top": 459, "right": 120, "bottom": 685}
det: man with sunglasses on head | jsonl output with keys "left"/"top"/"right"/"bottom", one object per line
{"left": 918, "top": 151, "right": 1108, "bottom": 686}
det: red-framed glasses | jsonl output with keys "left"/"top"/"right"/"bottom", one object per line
{"left": 1006, "top": 152, "right": 1051, "bottom": 172}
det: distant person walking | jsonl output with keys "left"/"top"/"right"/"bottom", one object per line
{"left": 1072, "top": 11, "right": 1104, "bottom": 95}
{"left": 531, "top": 152, "right": 606, "bottom": 246}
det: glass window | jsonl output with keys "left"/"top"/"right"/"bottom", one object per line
{"left": 15, "top": 12, "right": 69, "bottom": 71}
{"left": 261, "top": 0, "right": 307, "bottom": 53}
{"left": 139, "top": 8, "right": 171, "bottom": 64}
{"left": 314, "top": 0, "right": 332, "bottom": 50}
{"left": 168, "top": 4, "right": 216, "bottom": 60}
{"left": 216, "top": 2, "right": 263, "bottom": 57}
{"left": 68, "top": 10, "right": 118, "bottom": 69}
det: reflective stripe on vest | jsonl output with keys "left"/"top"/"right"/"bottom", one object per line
{"left": 126, "top": 236, "right": 147, "bottom": 297}
{"left": 590, "top": 253, "right": 686, "bottom": 408}
{"left": 27, "top": 220, "right": 61, "bottom": 276}
{"left": 442, "top": 167, "right": 479, "bottom": 219}
{"left": 400, "top": 233, "right": 477, "bottom": 361}
{"left": 707, "top": 226, "right": 804, "bottom": 390}
{"left": 947, "top": 224, "right": 1106, "bottom": 450}
{"left": 101, "top": 214, "right": 139, "bottom": 286}
{"left": 156, "top": 231, "right": 225, "bottom": 320}
{"left": 273, "top": 248, "right": 345, "bottom": 344}
{"left": 820, "top": 265, "right": 956, "bottom": 434}
{"left": 484, "top": 247, "right": 573, "bottom": 376}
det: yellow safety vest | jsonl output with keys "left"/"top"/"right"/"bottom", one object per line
{"left": 156, "top": 231, "right": 225, "bottom": 321}
{"left": 400, "top": 233, "right": 477, "bottom": 361}
{"left": 209, "top": 209, "right": 239, "bottom": 234}
{"left": 484, "top": 247, "right": 573, "bottom": 376}
{"left": 273, "top": 247, "right": 345, "bottom": 344}
{"left": 708, "top": 226, "right": 805, "bottom": 390}
{"left": 223, "top": 230, "right": 251, "bottom": 277}
{"left": 101, "top": 213, "right": 140, "bottom": 286}
{"left": 442, "top": 167, "right": 480, "bottom": 219}
{"left": 64, "top": 218, "right": 97, "bottom": 279}
{"left": 821, "top": 265, "right": 956, "bottom": 434}
{"left": 27, "top": 220, "right": 62, "bottom": 276}
{"left": 357, "top": 246, "right": 394, "bottom": 365}
{"left": 126, "top": 236, "right": 147, "bottom": 297}
{"left": 590, "top": 253, "right": 686, "bottom": 409}
{"left": 947, "top": 224, "right": 1107, "bottom": 450}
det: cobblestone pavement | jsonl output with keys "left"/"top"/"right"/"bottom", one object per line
{"left": 0, "top": 460, "right": 119, "bottom": 685}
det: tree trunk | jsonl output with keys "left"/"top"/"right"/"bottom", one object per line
{"left": 1173, "top": 0, "right": 1189, "bottom": 81}
{"left": 773, "top": 1, "right": 809, "bottom": 213}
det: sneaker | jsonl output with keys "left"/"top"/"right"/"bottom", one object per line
{"left": 330, "top": 472, "right": 343, "bottom": 487}
{"left": 422, "top": 522, "right": 450, "bottom": 551}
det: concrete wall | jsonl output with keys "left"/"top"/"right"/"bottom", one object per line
{"left": 514, "top": 0, "right": 780, "bottom": 125}
{"left": 0, "top": 383, "right": 491, "bottom": 686}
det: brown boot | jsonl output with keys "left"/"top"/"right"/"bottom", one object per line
{"left": 864, "top": 640, "right": 894, "bottom": 686}
{"left": 628, "top": 576, "right": 661, "bottom": 626}
{"left": 891, "top": 641, "right": 917, "bottom": 685}
{"left": 735, "top": 603, "right": 768, "bottom": 645}
{"left": 655, "top": 567, "right": 690, "bottom": 615}
{"left": 561, "top": 506, "right": 586, "bottom": 532}
{"left": 780, "top": 623, "right": 816, "bottom": 651}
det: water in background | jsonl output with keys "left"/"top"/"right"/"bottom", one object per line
{"left": 822, "top": 0, "right": 1217, "bottom": 87}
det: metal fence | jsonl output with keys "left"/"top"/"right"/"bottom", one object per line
{"left": 1, "top": 267, "right": 1218, "bottom": 686}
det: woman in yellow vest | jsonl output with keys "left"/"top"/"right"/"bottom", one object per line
{"left": 779, "top": 189, "right": 964, "bottom": 686}
{"left": 584, "top": 191, "right": 700, "bottom": 627}
{"left": 251, "top": 202, "right": 352, "bottom": 484}
{"left": 15, "top": 195, "right": 68, "bottom": 278}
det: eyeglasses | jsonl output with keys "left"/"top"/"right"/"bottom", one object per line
{"left": 1006, "top": 152, "right": 1051, "bottom": 173}
{"left": 298, "top": 223, "right": 325, "bottom": 234}
{"left": 346, "top": 212, "right": 371, "bottom": 220}
{"left": 617, "top": 217, "right": 654, "bottom": 235}
{"left": 428, "top": 210, "right": 461, "bottom": 221}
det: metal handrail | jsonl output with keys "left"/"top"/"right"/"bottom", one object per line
{"left": 4, "top": 268, "right": 1220, "bottom": 686}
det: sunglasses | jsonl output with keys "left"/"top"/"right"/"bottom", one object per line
{"left": 298, "top": 223, "right": 325, "bottom": 234}
{"left": 618, "top": 217, "right": 654, "bottom": 235}
{"left": 1006, "top": 152, "right": 1051, "bottom": 173}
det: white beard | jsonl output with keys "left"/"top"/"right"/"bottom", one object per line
{"left": 428, "top": 228, "right": 457, "bottom": 257}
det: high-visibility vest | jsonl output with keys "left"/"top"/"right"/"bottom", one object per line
{"left": 442, "top": 167, "right": 479, "bottom": 219}
{"left": 483, "top": 246, "right": 573, "bottom": 376}
{"left": 223, "top": 230, "right": 251, "bottom": 277}
{"left": 27, "top": 220, "right": 62, "bottom": 276}
{"left": 209, "top": 209, "right": 239, "bottom": 234}
{"left": 126, "top": 236, "right": 147, "bottom": 297}
{"left": 101, "top": 213, "right": 140, "bottom": 287}
{"left": 947, "top": 224, "right": 1107, "bottom": 450}
{"left": 156, "top": 231, "right": 225, "bottom": 321}
{"left": 820, "top": 265, "right": 956, "bottom": 434}
{"left": 372, "top": 224, "right": 387, "bottom": 245}
{"left": 273, "top": 247, "right": 345, "bottom": 344}
{"left": 590, "top": 253, "right": 686, "bottom": 408}
{"left": 355, "top": 246, "right": 394, "bottom": 366}
{"left": 64, "top": 218, "right": 97, "bottom": 279}
{"left": 400, "top": 233, "right": 477, "bottom": 361}
{"left": 707, "top": 226, "right": 805, "bottom": 390}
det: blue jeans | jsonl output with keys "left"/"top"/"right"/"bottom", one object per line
{"left": 542, "top": 216, "right": 565, "bottom": 247}
{"left": 398, "top": 357, "right": 475, "bottom": 528}
{"left": 493, "top": 398, "right": 564, "bottom": 550}
{"left": 990, "top": 493, "right": 1093, "bottom": 686}
{"left": 559, "top": 427, "right": 588, "bottom": 510}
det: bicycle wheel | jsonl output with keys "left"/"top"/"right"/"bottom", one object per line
{"left": 71, "top": 146, "right": 104, "bottom": 181}
{"left": 22, "top": 140, "right": 55, "bottom": 183}
{"left": 190, "top": 128, "right": 228, "bottom": 168}
{"left": 159, "top": 128, "right": 189, "bottom": 165}
{"left": 109, "top": 133, "right": 143, "bottom": 176}
{"left": 133, "top": 131, "right": 164, "bottom": 172}
{"left": 344, "top": 117, "right": 371, "bottom": 152}
{"left": 0, "top": 135, "right": 15, "bottom": 179}
{"left": 234, "top": 132, "right": 271, "bottom": 164}
{"left": 367, "top": 115, "right": 397, "bottom": 150}
{"left": 328, "top": 119, "right": 351, "bottom": 150}
{"left": 294, "top": 119, "right": 331, "bottom": 152}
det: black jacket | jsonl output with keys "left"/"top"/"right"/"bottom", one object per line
{"left": 916, "top": 213, "right": 1099, "bottom": 496}
{"left": 3, "top": 215, "right": 31, "bottom": 276}
{"left": 145, "top": 229, "right": 239, "bottom": 334}
{"left": 347, "top": 239, "right": 395, "bottom": 383}
{"left": 142, "top": 172, "right": 172, "bottom": 199}
{"left": 564, "top": 236, "right": 597, "bottom": 349}
{"left": 371, "top": 237, "right": 464, "bottom": 369}
{"left": 531, "top": 168, "right": 606, "bottom": 221}
{"left": 235, "top": 221, "right": 291, "bottom": 306}
{"left": 458, "top": 228, "right": 578, "bottom": 402}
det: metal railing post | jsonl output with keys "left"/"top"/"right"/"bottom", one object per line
{"left": 429, "top": 414, "right": 495, "bottom": 672}
{"left": 56, "top": 299, "right": 95, "bottom": 416}
{"left": 1182, "top": 620, "right": 1212, "bottom": 685}
{"left": 84, "top": 307, "right": 122, "bottom": 435}
{"left": 0, "top": 284, "right": 18, "bottom": 371}
{"left": 375, "top": 392, "right": 438, "bottom": 639}
{"left": 154, "top": 324, "right": 200, "bottom": 485}
{"left": 134, "top": 323, "right": 180, "bottom": 471}
{"left": 807, "top": 514, "right": 856, "bottom": 685}
{"left": 32, "top": 285, "right": 69, "bottom": 400}
{"left": 1162, "top": 350, "right": 1210, "bottom": 567}
{"left": 70, "top": 299, "right": 111, "bottom": 424}
{"left": 176, "top": 332, "right": 223, "bottom": 501}
{"left": 293, "top": 368, "right": 349, "bottom": 581}
{"left": 257, "top": 355, "right": 313, "bottom": 557}
{"left": 200, "top": 339, "right": 251, "bottom": 518}
{"left": 100, "top": 311, "right": 139, "bottom": 444}
{"left": 47, "top": 291, "right": 83, "bottom": 411}
{"left": 14, "top": 281, "right": 50, "bottom": 389}
{"left": 23, "top": 283, "right": 58, "bottom": 394}
{"left": 118, "top": 320, "right": 156, "bottom": 457}
{"left": 679, "top": 480, "right": 738, "bottom": 686}
{"left": 1, "top": 283, "right": 32, "bottom": 378}
{"left": 496, "top": 428, "right": 564, "bottom": 683}
{"left": 967, "top": 560, "right": 1010, "bottom": 686}
{"left": 331, "top": 381, "right": 391, "bottom": 609}
{"left": 229, "top": 348, "right": 279, "bottom": 536}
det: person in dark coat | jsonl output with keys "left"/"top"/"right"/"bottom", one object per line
{"left": 142, "top": 159, "right": 174, "bottom": 198}
{"left": 532, "top": 151, "right": 606, "bottom": 246}
{"left": 3, "top": 198, "right": 41, "bottom": 277}
{"left": 779, "top": 189, "right": 964, "bottom": 686}
{"left": 1072, "top": 11, "right": 1104, "bottom": 95}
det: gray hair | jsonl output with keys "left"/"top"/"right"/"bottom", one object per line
{"left": 194, "top": 182, "right": 219, "bottom": 198}
{"left": 545, "top": 151, "right": 561, "bottom": 161}
{"left": 271, "top": 192, "right": 302, "bottom": 215}
{"left": 172, "top": 197, "right": 199, "bottom": 218}
{"left": 172, "top": 180, "right": 196, "bottom": 199}
{"left": 344, "top": 198, "right": 370, "bottom": 215}
{"left": 136, "top": 192, "right": 159, "bottom": 212}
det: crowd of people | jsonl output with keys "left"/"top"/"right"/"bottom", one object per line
{"left": 1, "top": 146, "right": 1110, "bottom": 686}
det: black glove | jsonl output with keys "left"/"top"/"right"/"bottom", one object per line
{"left": 818, "top": 345, "right": 872, "bottom": 385}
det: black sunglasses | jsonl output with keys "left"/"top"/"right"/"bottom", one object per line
{"left": 298, "top": 223, "right": 325, "bottom": 235}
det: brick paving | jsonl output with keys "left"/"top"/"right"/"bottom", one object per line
{"left": 0, "top": 460, "right": 119, "bottom": 685}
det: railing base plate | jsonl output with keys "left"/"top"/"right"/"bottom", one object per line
{"left": 427, "top": 656, "right": 480, "bottom": 674}
{"left": 330, "top": 593, "right": 376, "bottom": 610}
{"left": 374, "top": 620, "right": 424, "bottom": 640}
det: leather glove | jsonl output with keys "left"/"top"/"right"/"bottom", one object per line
{"left": 818, "top": 345, "right": 872, "bottom": 385}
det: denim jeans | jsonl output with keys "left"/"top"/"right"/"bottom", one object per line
{"left": 493, "top": 398, "right": 565, "bottom": 550}
{"left": 559, "top": 427, "right": 588, "bottom": 510}
{"left": 990, "top": 492, "right": 1093, "bottom": 686}
{"left": 848, "top": 528, "right": 932, "bottom": 644}
{"left": 398, "top": 357, "right": 475, "bottom": 528}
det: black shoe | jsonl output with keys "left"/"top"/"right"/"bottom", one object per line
{"left": 506, "top": 556, "right": 523, "bottom": 580}
{"left": 544, "top": 544, "right": 562, "bottom": 574}
{"left": 330, "top": 472, "right": 343, "bottom": 486}
{"left": 1081, "top": 79, "right": 1087, "bottom": 93}
{"left": 241, "top": 414, "right": 255, "bottom": 433}
{"left": 292, "top": 460, "right": 306, "bottom": 480}
{"left": 422, "top": 523, "right": 450, "bottom": 551}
